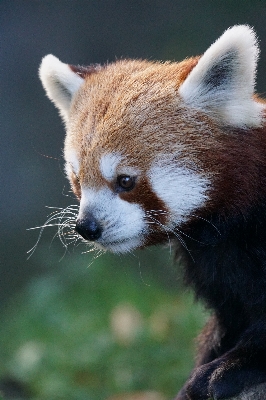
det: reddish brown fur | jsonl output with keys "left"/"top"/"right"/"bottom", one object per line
{"left": 66, "top": 57, "right": 266, "bottom": 244}
{"left": 66, "top": 58, "right": 207, "bottom": 242}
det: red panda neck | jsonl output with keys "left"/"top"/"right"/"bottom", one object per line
{"left": 180, "top": 202, "right": 266, "bottom": 331}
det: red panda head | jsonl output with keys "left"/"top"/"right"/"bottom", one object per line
{"left": 39, "top": 25, "right": 265, "bottom": 253}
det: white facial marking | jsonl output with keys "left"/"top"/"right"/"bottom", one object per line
{"left": 100, "top": 153, "right": 122, "bottom": 181}
{"left": 79, "top": 187, "right": 146, "bottom": 253}
{"left": 100, "top": 153, "right": 140, "bottom": 182}
{"left": 149, "top": 159, "right": 209, "bottom": 225}
{"left": 64, "top": 148, "right": 80, "bottom": 179}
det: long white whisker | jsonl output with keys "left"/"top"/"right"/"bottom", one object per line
{"left": 191, "top": 213, "right": 221, "bottom": 235}
{"left": 149, "top": 209, "right": 205, "bottom": 245}
{"left": 145, "top": 212, "right": 195, "bottom": 262}
{"left": 146, "top": 214, "right": 172, "bottom": 256}
{"left": 27, "top": 204, "right": 79, "bottom": 258}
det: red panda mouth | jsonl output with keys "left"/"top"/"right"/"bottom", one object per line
{"left": 95, "top": 236, "right": 144, "bottom": 254}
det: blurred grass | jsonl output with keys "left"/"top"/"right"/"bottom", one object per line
{"left": 0, "top": 245, "right": 208, "bottom": 399}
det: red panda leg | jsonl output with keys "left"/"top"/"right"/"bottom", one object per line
{"left": 175, "top": 315, "right": 224, "bottom": 400}
{"left": 176, "top": 317, "right": 266, "bottom": 399}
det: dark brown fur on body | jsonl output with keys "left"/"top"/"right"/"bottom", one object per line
{"left": 176, "top": 155, "right": 266, "bottom": 399}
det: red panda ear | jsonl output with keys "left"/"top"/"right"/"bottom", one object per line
{"left": 179, "top": 25, "right": 263, "bottom": 128}
{"left": 39, "top": 55, "right": 85, "bottom": 124}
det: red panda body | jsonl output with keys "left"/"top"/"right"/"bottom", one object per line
{"left": 39, "top": 26, "right": 266, "bottom": 399}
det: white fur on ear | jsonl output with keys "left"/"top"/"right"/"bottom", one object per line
{"left": 39, "top": 54, "right": 84, "bottom": 123}
{"left": 179, "top": 25, "right": 264, "bottom": 128}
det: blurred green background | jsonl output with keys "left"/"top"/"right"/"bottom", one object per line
{"left": 1, "top": 1, "right": 266, "bottom": 399}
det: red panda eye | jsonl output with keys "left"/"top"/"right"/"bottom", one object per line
{"left": 117, "top": 175, "right": 135, "bottom": 191}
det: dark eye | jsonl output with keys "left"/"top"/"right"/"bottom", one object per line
{"left": 117, "top": 175, "right": 135, "bottom": 191}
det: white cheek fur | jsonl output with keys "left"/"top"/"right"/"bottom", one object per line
{"left": 79, "top": 187, "right": 146, "bottom": 253}
{"left": 149, "top": 160, "right": 209, "bottom": 225}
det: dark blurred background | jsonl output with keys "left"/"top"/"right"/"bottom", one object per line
{"left": 1, "top": 1, "right": 266, "bottom": 399}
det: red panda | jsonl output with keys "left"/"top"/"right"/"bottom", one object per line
{"left": 39, "top": 26, "right": 266, "bottom": 399}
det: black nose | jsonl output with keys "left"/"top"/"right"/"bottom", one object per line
{"left": 75, "top": 215, "right": 102, "bottom": 241}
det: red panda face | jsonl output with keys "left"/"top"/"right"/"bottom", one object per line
{"left": 64, "top": 146, "right": 210, "bottom": 253}
{"left": 39, "top": 25, "right": 265, "bottom": 253}
{"left": 63, "top": 68, "right": 211, "bottom": 253}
